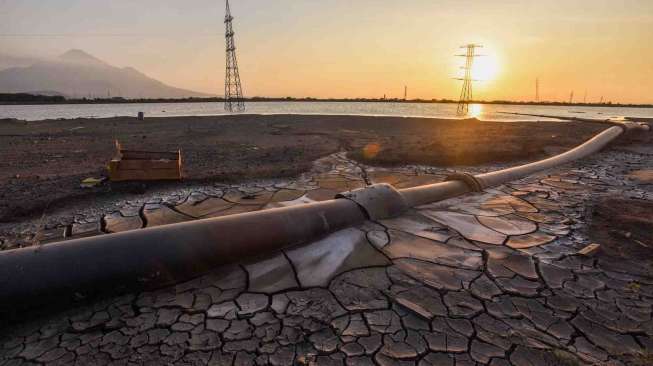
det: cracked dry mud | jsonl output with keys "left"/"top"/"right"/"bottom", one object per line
{"left": 2, "top": 143, "right": 653, "bottom": 366}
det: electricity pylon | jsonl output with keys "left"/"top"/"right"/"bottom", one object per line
{"left": 535, "top": 78, "right": 540, "bottom": 102}
{"left": 455, "top": 44, "right": 482, "bottom": 116}
{"left": 224, "top": 0, "right": 245, "bottom": 112}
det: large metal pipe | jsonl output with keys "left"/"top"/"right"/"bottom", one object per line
{"left": 402, "top": 122, "right": 649, "bottom": 206}
{"left": 476, "top": 126, "right": 624, "bottom": 190}
{"left": 476, "top": 126, "right": 622, "bottom": 188}
{"left": 0, "top": 199, "right": 366, "bottom": 308}
{"left": 400, "top": 127, "right": 621, "bottom": 207}
{"left": 399, "top": 180, "right": 469, "bottom": 208}
{"left": 0, "top": 120, "right": 648, "bottom": 312}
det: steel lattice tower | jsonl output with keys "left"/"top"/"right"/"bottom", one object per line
{"left": 455, "top": 44, "right": 482, "bottom": 116}
{"left": 224, "top": 0, "right": 245, "bottom": 112}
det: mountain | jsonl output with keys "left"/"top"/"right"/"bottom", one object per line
{"left": 58, "top": 49, "right": 108, "bottom": 67}
{"left": 0, "top": 50, "right": 212, "bottom": 98}
{"left": 0, "top": 53, "right": 43, "bottom": 70}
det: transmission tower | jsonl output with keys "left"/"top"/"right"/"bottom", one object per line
{"left": 224, "top": 0, "right": 245, "bottom": 112}
{"left": 535, "top": 78, "right": 540, "bottom": 102}
{"left": 455, "top": 44, "right": 482, "bottom": 116}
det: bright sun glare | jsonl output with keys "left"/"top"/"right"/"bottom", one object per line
{"left": 472, "top": 54, "right": 500, "bottom": 82}
{"left": 469, "top": 104, "right": 483, "bottom": 117}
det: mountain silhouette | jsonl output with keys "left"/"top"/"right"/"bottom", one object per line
{"left": 58, "top": 49, "right": 108, "bottom": 67}
{"left": 0, "top": 50, "right": 212, "bottom": 98}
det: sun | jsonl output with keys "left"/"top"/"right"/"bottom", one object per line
{"left": 472, "top": 53, "right": 500, "bottom": 82}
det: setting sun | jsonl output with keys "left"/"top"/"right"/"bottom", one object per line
{"left": 472, "top": 53, "right": 500, "bottom": 82}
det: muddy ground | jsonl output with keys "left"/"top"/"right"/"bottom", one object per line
{"left": 588, "top": 198, "right": 653, "bottom": 261}
{"left": 0, "top": 115, "right": 609, "bottom": 222}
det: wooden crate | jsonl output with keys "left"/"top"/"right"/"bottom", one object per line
{"left": 108, "top": 141, "right": 182, "bottom": 181}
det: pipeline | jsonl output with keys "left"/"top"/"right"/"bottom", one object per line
{"left": 0, "top": 121, "right": 649, "bottom": 311}
{"left": 400, "top": 125, "right": 633, "bottom": 206}
{"left": 498, "top": 111, "right": 644, "bottom": 127}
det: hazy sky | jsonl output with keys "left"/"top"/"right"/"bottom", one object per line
{"left": 1, "top": 0, "right": 652, "bottom": 103}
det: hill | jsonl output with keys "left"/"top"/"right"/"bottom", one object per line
{"left": 0, "top": 50, "right": 212, "bottom": 99}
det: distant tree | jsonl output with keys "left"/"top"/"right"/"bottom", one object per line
{"left": 0, "top": 93, "right": 66, "bottom": 103}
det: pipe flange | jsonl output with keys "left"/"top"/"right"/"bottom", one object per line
{"left": 445, "top": 172, "right": 484, "bottom": 192}
{"left": 336, "top": 183, "right": 408, "bottom": 220}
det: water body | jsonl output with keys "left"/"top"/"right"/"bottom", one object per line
{"left": 1, "top": 101, "right": 652, "bottom": 122}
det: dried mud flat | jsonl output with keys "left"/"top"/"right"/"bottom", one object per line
{"left": 0, "top": 114, "right": 606, "bottom": 223}
{"left": 1, "top": 135, "right": 653, "bottom": 366}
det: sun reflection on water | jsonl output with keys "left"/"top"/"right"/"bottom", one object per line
{"left": 469, "top": 104, "right": 483, "bottom": 118}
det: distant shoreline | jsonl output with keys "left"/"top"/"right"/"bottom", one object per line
{"left": 1, "top": 94, "right": 651, "bottom": 108}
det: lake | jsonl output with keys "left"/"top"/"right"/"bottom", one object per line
{"left": 1, "top": 101, "right": 652, "bottom": 122}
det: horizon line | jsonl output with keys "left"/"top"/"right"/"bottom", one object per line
{"left": 1, "top": 93, "right": 652, "bottom": 108}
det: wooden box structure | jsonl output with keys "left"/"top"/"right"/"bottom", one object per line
{"left": 108, "top": 142, "right": 182, "bottom": 181}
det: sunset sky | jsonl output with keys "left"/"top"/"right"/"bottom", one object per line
{"left": 1, "top": 0, "right": 652, "bottom": 103}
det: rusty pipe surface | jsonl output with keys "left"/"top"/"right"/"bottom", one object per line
{"left": 0, "top": 199, "right": 366, "bottom": 308}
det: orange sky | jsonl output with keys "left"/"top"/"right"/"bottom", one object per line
{"left": 2, "top": 0, "right": 653, "bottom": 103}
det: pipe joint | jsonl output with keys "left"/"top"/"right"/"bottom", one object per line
{"left": 624, "top": 122, "right": 651, "bottom": 132}
{"left": 618, "top": 121, "right": 640, "bottom": 131}
{"left": 445, "top": 172, "right": 484, "bottom": 192}
{"left": 336, "top": 183, "right": 408, "bottom": 220}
